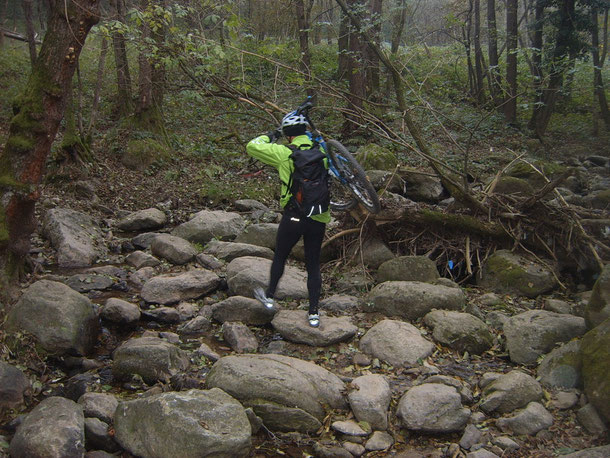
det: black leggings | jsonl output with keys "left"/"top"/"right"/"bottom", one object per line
{"left": 266, "top": 208, "right": 326, "bottom": 314}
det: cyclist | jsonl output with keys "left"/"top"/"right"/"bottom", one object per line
{"left": 246, "top": 111, "right": 330, "bottom": 328}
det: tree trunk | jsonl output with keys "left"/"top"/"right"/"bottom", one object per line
{"left": 473, "top": 0, "right": 485, "bottom": 104}
{"left": 337, "top": 8, "right": 350, "bottom": 80}
{"left": 110, "top": 0, "right": 133, "bottom": 116}
{"left": 530, "top": 0, "right": 576, "bottom": 136}
{"left": 0, "top": 0, "right": 99, "bottom": 296}
{"left": 487, "top": 0, "right": 501, "bottom": 103}
{"left": 390, "top": 0, "right": 408, "bottom": 54}
{"left": 366, "top": 0, "right": 382, "bottom": 99}
{"left": 295, "top": 0, "right": 313, "bottom": 96}
{"left": 464, "top": 1, "right": 475, "bottom": 100}
{"left": 527, "top": 0, "right": 544, "bottom": 132}
{"left": 504, "top": 0, "right": 518, "bottom": 124}
{"left": 592, "top": 7, "right": 610, "bottom": 130}
{"left": 88, "top": 36, "right": 109, "bottom": 135}
{"left": 0, "top": 0, "right": 8, "bottom": 48}
{"left": 22, "top": 0, "right": 37, "bottom": 65}
{"left": 343, "top": 0, "right": 367, "bottom": 135}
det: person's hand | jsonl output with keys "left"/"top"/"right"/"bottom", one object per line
{"left": 266, "top": 129, "right": 282, "bottom": 142}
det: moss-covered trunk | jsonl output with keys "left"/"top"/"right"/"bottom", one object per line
{"left": 0, "top": 0, "right": 99, "bottom": 297}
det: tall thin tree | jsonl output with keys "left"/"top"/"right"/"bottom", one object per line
{"left": 22, "top": 0, "right": 37, "bottom": 65}
{"left": 504, "top": 0, "right": 518, "bottom": 124}
{"left": 487, "top": 0, "right": 501, "bottom": 103}
{"left": 591, "top": 5, "right": 610, "bottom": 130}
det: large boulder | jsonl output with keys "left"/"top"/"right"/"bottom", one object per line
{"left": 0, "top": 362, "right": 31, "bottom": 410}
{"left": 537, "top": 340, "right": 582, "bottom": 389}
{"left": 5, "top": 280, "right": 100, "bottom": 355}
{"left": 377, "top": 256, "right": 439, "bottom": 283}
{"left": 356, "top": 238, "right": 394, "bottom": 269}
{"left": 42, "top": 207, "right": 107, "bottom": 267}
{"left": 212, "top": 296, "right": 276, "bottom": 326}
{"left": 112, "top": 336, "right": 190, "bottom": 384}
{"left": 116, "top": 208, "right": 167, "bottom": 231}
{"left": 9, "top": 397, "right": 85, "bottom": 458}
{"left": 496, "top": 402, "right": 553, "bottom": 436}
{"left": 423, "top": 310, "right": 494, "bottom": 355}
{"left": 347, "top": 375, "right": 391, "bottom": 431}
{"left": 585, "top": 264, "right": 610, "bottom": 329}
{"left": 355, "top": 143, "right": 398, "bottom": 171}
{"left": 397, "top": 383, "right": 470, "bottom": 433}
{"left": 172, "top": 209, "right": 246, "bottom": 244}
{"left": 150, "top": 234, "right": 197, "bottom": 265}
{"left": 401, "top": 170, "right": 445, "bottom": 203}
{"left": 234, "top": 223, "right": 278, "bottom": 249}
{"left": 366, "top": 281, "right": 465, "bottom": 321}
{"left": 580, "top": 318, "right": 610, "bottom": 423}
{"left": 503, "top": 310, "right": 586, "bottom": 365}
{"left": 225, "top": 256, "right": 307, "bottom": 300}
{"left": 271, "top": 310, "right": 357, "bottom": 346}
{"left": 205, "top": 354, "right": 347, "bottom": 433}
{"left": 477, "top": 250, "right": 557, "bottom": 298}
{"left": 479, "top": 370, "right": 543, "bottom": 415}
{"left": 141, "top": 269, "right": 220, "bottom": 305}
{"left": 204, "top": 240, "right": 274, "bottom": 262}
{"left": 114, "top": 388, "right": 251, "bottom": 458}
{"left": 359, "top": 319, "right": 435, "bottom": 367}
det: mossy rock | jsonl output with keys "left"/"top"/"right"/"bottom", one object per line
{"left": 580, "top": 318, "right": 610, "bottom": 423}
{"left": 506, "top": 161, "right": 567, "bottom": 189}
{"left": 477, "top": 250, "right": 557, "bottom": 298}
{"left": 585, "top": 264, "right": 610, "bottom": 330}
{"left": 377, "top": 256, "right": 439, "bottom": 283}
{"left": 354, "top": 143, "right": 398, "bottom": 171}
{"left": 123, "top": 138, "right": 169, "bottom": 171}
{"left": 493, "top": 176, "right": 535, "bottom": 196}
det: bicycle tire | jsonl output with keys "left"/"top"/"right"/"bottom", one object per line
{"left": 329, "top": 174, "right": 358, "bottom": 211}
{"left": 326, "top": 139, "right": 381, "bottom": 214}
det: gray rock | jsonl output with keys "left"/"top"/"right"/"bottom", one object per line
{"left": 577, "top": 403, "right": 608, "bottom": 435}
{"left": 477, "top": 250, "right": 557, "bottom": 298}
{"left": 491, "top": 436, "right": 520, "bottom": 451}
{"left": 504, "top": 310, "right": 586, "bottom": 365}
{"left": 397, "top": 383, "right": 470, "bottom": 433}
{"left": 223, "top": 322, "right": 259, "bottom": 353}
{"left": 480, "top": 370, "right": 543, "bottom": 415}
{"left": 585, "top": 264, "right": 610, "bottom": 329}
{"left": 195, "top": 343, "right": 220, "bottom": 362}
{"left": 9, "top": 397, "right": 85, "bottom": 458}
{"left": 205, "top": 354, "right": 347, "bottom": 433}
{"left": 226, "top": 256, "right": 307, "bottom": 300}
{"left": 377, "top": 256, "right": 439, "bottom": 283}
{"left": 177, "top": 315, "right": 213, "bottom": 336}
{"left": 117, "top": 208, "right": 166, "bottom": 231}
{"left": 125, "top": 250, "right": 160, "bottom": 268}
{"left": 101, "top": 298, "right": 140, "bottom": 325}
{"left": 343, "top": 441, "right": 366, "bottom": 456}
{"left": 114, "top": 388, "right": 251, "bottom": 457}
{"left": 66, "top": 273, "right": 115, "bottom": 293}
{"left": 5, "top": 280, "right": 100, "bottom": 355}
{"left": 465, "top": 450, "right": 500, "bottom": 458}
{"left": 234, "top": 199, "right": 270, "bottom": 211}
{"left": 142, "top": 306, "right": 181, "bottom": 323}
{"left": 357, "top": 237, "right": 394, "bottom": 269}
{"left": 196, "top": 253, "right": 224, "bottom": 270}
{"left": 78, "top": 392, "right": 119, "bottom": 424}
{"left": 401, "top": 170, "right": 445, "bottom": 202}
{"left": 347, "top": 374, "right": 391, "bottom": 431}
{"left": 204, "top": 240, "right": 274, "bottom": 261}
{"left": 176, "top": 302, "right": 198, "bottom": 321}
{"left": 545, "top": 298, "right": 573, "bottom": 314}
{"left": 131, "top": 232, "right": 159, "bottom": 249}
{"left": 423, "top": 310, "right": 494, "bottom": 355}
{"left": 580, "top": 318, "right": 610, "bottom": 423}
{"left": 561, "top": 445, "right": 610, "bottom": 457}
{"left": 84, "top": 417, "right": 118, "bottom": 452}
{"left": 172, "top": 209, "right": 246, "bottom": 244}
{"left": 551, "top": 391, "right": 579, "bottom": 410}
{"left": 320, "top": 295, "right": 360, "bottom": 313}
{"left": 537, "top": 340, "right": 582, "bottom": 389}
{"left": 234, "top": 222, "right": 278, "bottom": 249}
{"left": 496, "top": 402, "right": 553, "bottom": 436}
{"left": 112, "top": 336, "right": 190, "bottom": 384}
{"left": 271, "top": 310, "right": 357, "bottom": 346}
{"left": 312, "top": 442, "right": 353, "bottom": 458}
{"left": 366, "top": 281, "right": 465, "bottom": 320}
{"left": 151, "top": 233, "right": 198, "bottom": 265}
{"left": 479, "top": 293, "right": 502, "bottom": 306}
{"left": 485, "top": 311, "right": 509, "bottom": 330}
{"left": 141, "top": 269, "right": 220, "bottom": 304}
{"left": 212, "top": 296, "right": 276, "bottom": 325}
{"left": 479, "top": 372, "right": 503, "bottom": 389}
{"left": 365, "top": 430, "right": 394, "bottom": 451}
{"left": 425, "top": 375, "right": 473, "bottom": 404}
{"left": 367, "top": 170, "right": 405, "bottom": 194}
{"left": 359, "top": 319, "right": 435, "bottom": 367}
{"left": 0, "top": 362, "right": 30, "bottom": 410}
{"left": 42, "top": 207, "right": 107, "bottom": 267}
{"left": 331, "top": 420, "right": 369, "bottom": 436}
{"left": 459, "top": 424, "right": 483, "bottom": 450}
{"left": 128, "top": 266, "right": 156, "bottom": 288}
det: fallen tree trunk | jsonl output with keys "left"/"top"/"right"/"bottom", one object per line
{"left": 1, "top": 29, "right": 42, "bottom": 44}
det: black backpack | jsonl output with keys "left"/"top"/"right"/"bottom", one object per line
{"left": 286, "top": 143, "right": 330, "bottom": 217}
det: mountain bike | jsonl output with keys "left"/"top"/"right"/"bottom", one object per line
{"left": 293, "top": 97, "right": 381, "bottom": 214}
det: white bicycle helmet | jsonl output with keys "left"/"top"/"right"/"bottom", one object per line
{"left": 281, "top": 111, "right": 308, "bottom": 134}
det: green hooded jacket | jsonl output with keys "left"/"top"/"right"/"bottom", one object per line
{"left": 246, "top": 134, "right": 331, "bottom": 224}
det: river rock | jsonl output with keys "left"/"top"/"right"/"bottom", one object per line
{"left": 116, "top": 208, "right": 166, "bottom": 231}
{"left": 496, "top": 402, "right": 553, "bottom": 436}
{"left": 172, "top": 209, "right": 246, "bottom": 244}
{"left": 212, "top": 296, "right": 276, "bottom": 325}
{"left": 580, "top": 318, "right": 610, "bottom": 422}
{"left": 226, "top": 256, "right": 307, "bottom": 300}
{"left": 401, "top": 170, "right": 445, "bottom": 202}
{"left": 205, "top": 354, "right": 347, "bottom": 433}
{"left": 477, "top": 250, "right": 557, "bottom": 298}
{"left": 561, "top": 445, "right": 610, "bottom": 457}
{"left": 0, "top": 362, "right": 30, "bottom": 410}
{"left": 78, "top": 392, "right": 118, "bottom": 424}
{"left": 271, "top": 310, "right": 357, "bottom": 346}
{"left": 125, "top": 250, "right": 161, "bottom": 268}
{"left": 114, "top": 388, "right": 251, "bottom": 458}
{"left": 423, "top": 310, "right": 494, "bottom": 355}
{"left": 479, "top": 370, "right": 543, "bottom": 415}
{"left": 320, "top": 295, "right": 360, "bottom": 313}
{"left": 585, "top": 264, "right": 610, "bottom": 329}
{"left": 9, "top": 397, "right": 85, "bottom": 458}
{"left": 359, "top": 319, "right": 435, "bottom": 367}
{"left": 42, "top": 207, "right": 107, "bottom": 267}
{"left": 234, "top": 223, "right": 278, "bottom": 249}
{"left": 84, "top": 417, "right": 118, "bottom": 453}
{"left": 100, "top": 298, "right": 141, "bottom": 326}
{"left": 577, "top": 403, "right": 608, "bottom": 435}
{"left": 223, "top": 322, "right": 259, "bottom": 353}
{"left": 65, "top": 273, "right": 115, "bottom": 293}
{"left": 151, "top": 233, "right": 197, "bottom": 265}
{"left": 397, "top": 383, "right": 470, "bottom": 433}
{"left": 536, "top": 340, "right": 582, "bottom": 389}
{"left": 112, "top": 336, "right": 190, "bottom": 384}
{"left": 5, "top": 280, "right": 100, "bottom": 355}
{"left": 365, "top": 430, "right": 394, "bottom": 451}
{"left": 504, "top": 310, "right": 586, "bottom": 365}
{"left": 377, "top": 256, "right": 439, "bottom": 283}
{"left": 141, "top": 269, "right": 220, "bottom": 304}
{"left": 347, "top": 374, "right": 391, "bottom": 430}
{"left": 204, "top": 240, "right": 274, "bottom": 261}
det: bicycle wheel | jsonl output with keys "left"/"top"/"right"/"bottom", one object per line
{"left": 329, "top": 174, "right": 358, "bottom": 211}
{"left": 326, "top": 139, "right": 381, "bottom": 214}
